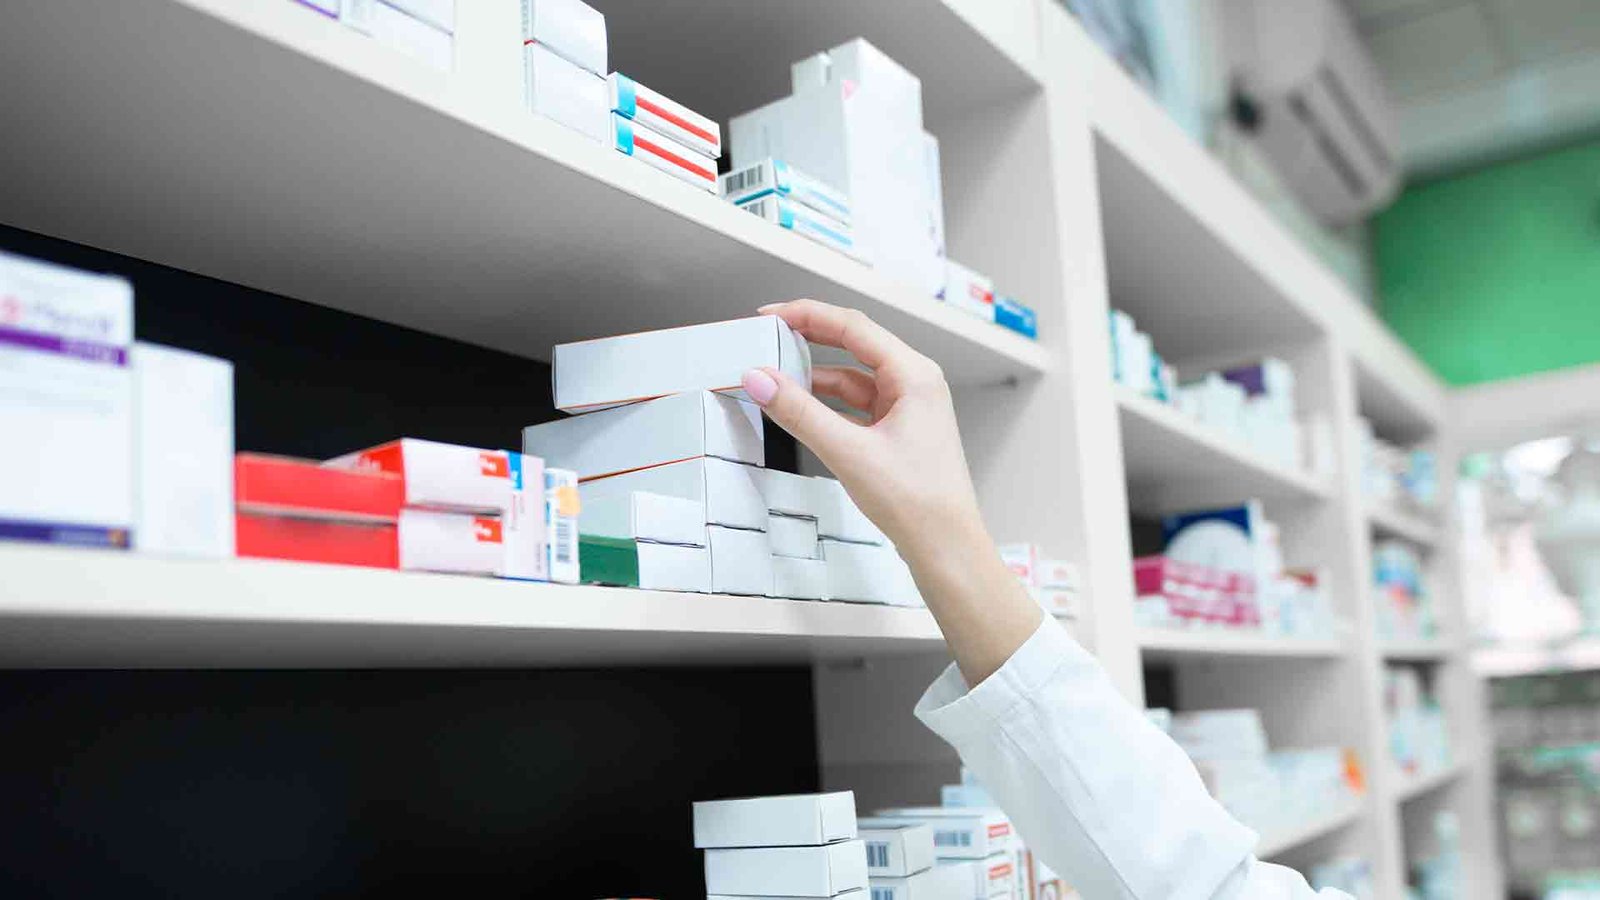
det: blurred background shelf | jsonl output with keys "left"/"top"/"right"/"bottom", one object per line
{"left": 1136, "top": 628, "right": 1348, "bottom": 662}
{"left": 1257, "top": 799, "right": 1366, "bottom": 859}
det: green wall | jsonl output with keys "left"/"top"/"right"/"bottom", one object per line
{"left": 1374, "top": 138, "right": 1600, "bottom": 386}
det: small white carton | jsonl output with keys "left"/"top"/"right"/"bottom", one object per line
{"left": 768, "top": 512, "right": 820, "bottom": 559}
{"left": 398, "top": 508, "right": 506, "bottom": 575}
{"left": 756, "top": 468, "right": 821, "bottom": 518}
{"left": 704, "top": 840, "right": 869, "bottom": 897}
{"left": 873, "top": 808, "right": 1013, "bottom": 860}
{"left": 709, "top": 525, "right": 774, "bottom": 596}
{"left": 581, "top": 537, "right": 711, "bottom": 592}
{"left": 0, "top": 251, "right": 134, "bottom": 548}
{"left": 823, "top": 540, "right": 920, "bottom": 607}
{"left": 868, "top": 865, "right": 972, "bottom": 900}
{"left": 544, "top": 467, "right": 580, "bottom": 583}
{"left": 737, "top": 193, "right": 858, "bottom": 259}
{"left": 857, "top": 821, "right": 936, "bottom": 877}
{"left": 580, "top": 457, "right": 765, "bottom": 533}
{"left": 132, "top": 343, "right": 234, "bottom": 559}
{"left": 720, "top": 158, "right": 852, "bottom": 223}
{"left": 945, "top": 855, "right": 1016, "bottom": 898}
{"left": 341, "top": 0, "right": 453, "bottom": 71}
{"left": 377, "top": 0, "right": 453, "bottom": 31}
{"left": 770, "top": 554, "right": 828, "bottom": 601}
{"left": 694, "top": 791, "right": 858, "bottom": 848}
{"left": 609, "top": 72, "right": 721, "bottom": 159}
{"left": 942, "top": 259, "right": 994, "bottom": 322}
{"left": 576, "top": 491, "right": 707, "bottom": 546}
{"left": 612, "top": 113, "right": 718, "bottom": 193}
{"left": 813, "top": 478, "right": 883, "bottom": 545}
{"left": 521, "top": 0, "right": 606, "bottom": 75}
{"left": 524, "top": 42, "right": 608, "bottom": 144}
{"left": 552, "top": 315, "right": 811, "bottom": 413}
{"left": 523, "top": 391, "right": 763, "bottom": 480}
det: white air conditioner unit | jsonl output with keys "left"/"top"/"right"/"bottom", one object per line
{"left": 1219, "top": 0, "right": 1400, "bottom": 224}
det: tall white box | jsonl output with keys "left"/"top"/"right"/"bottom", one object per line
{"left": 524, "top": 42, "right": 608, "bottom": 143}
{"left": 523, "top": 391, "right": 763, "bottom": 481}
{"left": 704, "top": 840, "right": 870, "bottom": 897}
{"left": 521, "top": 0, "right": 606, "bottom": 75}
{"left": 709, "top": 525, "right": 774, "bottom": 596}
{"left": 132, "top": 343, "right": 234, "bottom": 558}
{"left": 579, "top": 457, "right": 765, "bottom": 532}
{"left": 552, "top": 315, "right": 811, "bottom": 413}
{"left": 857, "top": 821, "right": 936, "bottom": 877}
{"left": 0, "top": 252, "right": 134, "bottom": 547}
{"left": 694, "top": 791, "right": 858, "bottom": 848}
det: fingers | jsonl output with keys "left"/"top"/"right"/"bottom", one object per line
{"left": 742, "top": 367, "right": 861, "bottom": 464}
{"left": 759, "top": 299, "right": 911, "bottom": 372}
{"left": 810, "top": 365, "right": 878, "bottom": 414}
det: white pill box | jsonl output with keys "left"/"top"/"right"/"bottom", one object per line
{"left": 397, "top": 459, "right": 545, "bottom": 579}
{"left": 544, "top": 467, "right": 581, "bottom": 583}
{"left": 580, "top": 457, "right": 765, "bottom": 533}
{"left": 737, "top": 194, "right": 858, "bottom": 259}
{"left": 552, "top": 315, "right": 811, "bottom": 413}
{"left": 325, "top": 437, "right": 515, "bottom": 513}
{"left": 579, "top": 491, "right": 707, "bottom": 546}
{"left": 704, "top": 841, "right": 869, "bottom": 897}
{"left": 377, "top": 0, "right": 453, "bottom": 31}
{"left": 756, "top": 468, "right": 821, "bottom": 518}
{"left": 857, "top": 821, "right": 936, "bottom": 877}
{"left": 524, "top": 42, "right": 608, "bottom": 144}
{"left": 710, "top": 525, "right": 774, "bottom": 596}
{"left": 873, "top": 808, "right": 1013, "bottom": 860}
{"left": 813, "top": 478, "right": 883, "bottom": 545}
{"left": 341, "top": 0, "right": 452, "bottom": 71}
{"left": 769, "top": 554, "right": 828, "bottom": 601}
{"left": 0, "top": 251, "right": 134, "bottom": 548}
{"left": 869, "top": 865, "right": 972, "bottom": 900}
{"left": 521, "top": 0, "right": 606, "bottom": 75}
{"left": 524, "top": 391, "right": 763, "bottom": 481}
{"left": 823, "top": 540, "right": 920, "bottom": 607}
{"left": 960, "top": 856, "right": 1016, "bottom": 898}
{"left": 942, "top": 259, "right": 995, "bottom": 322}
{"left": 132, "top": 343, "right": 234, "bottom": 559}
{"left": 612, "top": 113, "right": 718, "bottom": 193}
{"left": 609, "top": 72, "right": 722, "bottom": 159}
{"left": 694, "top": 791, "right": 859, "bottom": 848}
{"left": 768, "top": 512, "right": 820, "bottom": 559}
{"left": 721, "top": 158, "right": 852, "bottom": 223}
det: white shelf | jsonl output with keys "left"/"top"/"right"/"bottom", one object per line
{"left": 1473, "top": 637, "right": 1600, "bottom": 677}
{"left": 1393, "top": 760, "right": 1467, "bottom": 803}
{"left": 1367, "top": 502, "right": 1442, "bottom": 549}
{"left": 1115, "top": 386, "right": 1334, "bottom": 511}
{"left": 0, "top": 0, "right": 1051, "bottom": 386}
{"left": 1257, "top": 799, "right": 1366, "bottom": 858}
{"left": 1379, "top": 638, "right": 1459, "bottom": 662}
{"left": 1136, "top": 627, "right": 1348, "bottom": 662}
{"left": 0, "top": 544, "right": 947, "bottom": 667}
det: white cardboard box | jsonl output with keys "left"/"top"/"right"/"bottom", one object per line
{"left": 756, "top": 468, "right": 821, "bottom": 518}
{"left": 813, "top": 478, "right": 883, "bottom": 545}
{"left": 858, "top": 822, "right": 936, "bottom": 877}
{"left": 399, "top": 508, "right": 502, "bottom": 575}
{"left": 943, "top": 855, "right": 1016, "bottom": 898}
{"left": 553, "top": 315, "right": 811, "bottom": 413}
{"left": 694, "top": 791, "right": 858, "bottom": 848}
{"left": 523, "top": 391, "right": 763, "bottom": 480}
{"left": 326, "top": 437, "right": 514, "bottom": 513}
{"left": 523, "top": 42, "right": 608, "bottom": 144}
{"left": 770, "top": 555, "right": 828, "bottom": 601}
{"left": 612, "top": 112, "right": 718, "bottom": 193}
{"left": 872, "top": 809, "right": 1013, "bottom": 860}
{"left": 580, "top": 457, "right": 765, "bottom": 533}
{"left": 0, "top": 251, "right": 134, "bottom": 548}
{"left": 822, "top": 540, "right": 920, "bottom": 607}
{"left": 942, "top": 259, "right": 995, "bottom": 322}
{"left": 720, "top": 157, "right": 852, "bottom": 222}
{"left": 131, "top": 343, "right": 234, "bottom": 559}
{"left": 609, "top": 72, "right": 721, "bottom": 159}
{"left": 602, "top": 539, "right": 711, "bottom": 592}
{"left": 868, "top": 865, "right": 972, "bottom": 900}
{"left": 341, "top": 0, "right": 453, "bottom": 71}
{"left": 520, "top": 0, "right": 605, "bottom": 75}
{"left": 709, "top": 525, "right": 774, "bottom": 596}
{"left": 545, "top": 467, "right": 580, "bottom": 583}
{"left": 768, "top": 512, "right": 820, "bottom": 558}
{"left": 704, "top": 840, "right": 869, "bottom": 897}
{"left": 737, "top": 193, "right": 859, "bottom": 259}
{"left": 377, "top": 0, "right": 453, "bottom": 31}
{"left": 578, "top": 491, "right": 706, "bottom": 546}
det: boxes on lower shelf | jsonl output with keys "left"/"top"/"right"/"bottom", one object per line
{"left": 857, "top": 821, "right": 936, "bottom": 878}
{"left": 694, "top": 791, "right": 859, "bottom": 848}
{"left": 398, "top": 506, "right": 544, "bottom": 580}
{"left": 871, "top": 808, "right": 1013, "bottom": 860}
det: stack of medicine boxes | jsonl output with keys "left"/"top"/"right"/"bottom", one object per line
{"left": 873, "top": 806, "right": 1017, "bottom": 900}
{"left": 999, "top": 544, "right": 1083, "bottom": 621}
{"left": 721, "top": 158, "right": 858, "bottom": 260}
{"left": 522, "top": 0, "right": 611, "bottom": 144}
{"left": 939, "top": 770, "right": 1073, "bottom": 900}
{"left": 524, "top": 316, "right": 921, "bottom": 603}
{"left": 855, "top": 817, "right": 970, "bottom": 899}
{"left": 695, "top": 792, "right": 869, "bottom": 900}
{"left": 608, "top": 70, "right": 722, "bottom": 194}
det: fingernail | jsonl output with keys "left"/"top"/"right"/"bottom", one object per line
{"left": 757, "top": 302, "right": 781, "bottom": 314}
{"left": 742, "top": 368, "right": 779, "bottom": 406}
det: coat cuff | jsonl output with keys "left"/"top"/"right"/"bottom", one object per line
{"left": 914, "top": 616, "right": 1084, "bottom": 744}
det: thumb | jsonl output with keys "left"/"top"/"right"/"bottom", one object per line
{"left": 742, "top": 367, "right": 859, "bottom": 463}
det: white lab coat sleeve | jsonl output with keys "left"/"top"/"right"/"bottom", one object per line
{"left": 914, "top": 617, "right": 1350, "bottom": 900}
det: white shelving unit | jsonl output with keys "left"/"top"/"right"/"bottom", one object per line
{"left": 0, "top": 0, "right": 1499, "bottom": 897}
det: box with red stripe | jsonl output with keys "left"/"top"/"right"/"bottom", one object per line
{"left": 610, "top": 112, "right": 716, "bottom": 193}
{"left": 608, "top": 73, "right": 721, "bottom": 159}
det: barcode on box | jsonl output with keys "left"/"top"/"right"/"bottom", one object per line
{"left": 722, "top": 163, "right": 771, "bottom": 196}
{"left": 554, "top": 518, "right": 574, "bottom": 563}
{"left": 934, "top": 829, "right": 972, "bottom": 848}
{"left": 866, "top": 841, "right": 890, "bottom": 869}
{"left": 871, "top": 888, "right": 896, "bottom": 900}
{"left": 740, "top": 196, "right": 777, "bottom": 221}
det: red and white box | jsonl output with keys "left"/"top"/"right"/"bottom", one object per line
{"left": 611, "top": 112, "right": 717, "bottom": 193}
{"left": 942, "top": 259, "right": 995, "bottom": 322}
{"left": 235, "top": 453, "right": 403, "bottom": 522}
{"left": 398, "top": 508, "right": 544, "bottom": 578}
{"left": 872, "top": 808, "right": 1013, "bottom": 860}
{"left": 236, "top": 513, "right": 398, "bottom": 569}
{"left": 325, "top": 438, "right": 516, "bottom": 513}
{"left": 997, "top": 543, "right": 1038, "bottom": 585}
{"left": 608, "top": 72, "right": 721, "bottom": 159}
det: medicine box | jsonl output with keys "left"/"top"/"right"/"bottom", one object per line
{"left": 942, "top": 259, "right": 995, "bottom": 322}
{"left": 579, "top": 535, "right": 712, "bottom": 592}
{"left": 235, "top": 454, "right": 404, "bottom": 522}
{"left": 580, "top": 457, "right": 765, "bottom": 533}
{"left": 994, "top": 296, "right": 1037, "bottom": 339}
{"left": 609, "top": 73, "right": 721, "bottom": 159}
{"left": 611, "top": 112, "right": 718, "bottom": 193}
{"left": 737, "top": 193, "right": 858, "bottom": 259}
{"left": 873, "top": 809, "right": 1013, "bottom": 860}
{"left": 964, "top": 856, "right": 1016, "bottom": 898}
{"left": 703, "top": 840, "right": 870, "bottom": 897}
{"left": 693, "top": 791, "right": 858, "bottom": 848}
{"left": 756, "top": 468, "right": 820, "bottom": 518}
{"left": 823, "top": 540, "right": 920, "bottom": 607}
{"left": 521, "top": 0, "right": 606, "bottom": 75}
{"left": 709, "top": 525, "right": 774, "bottom": 596}
{"left": 398, "top": 508, "right": 504, "bottom": 575}
{"left": 325, "top": 438, "right": 515, "bottom": 513}
{"left": 376, "top": 0, "right": 453, "bottom": 32}
{"left": 813, "top": 478, "right": 883, "bottom": 545}
{"left": 525, "top": 42, "right": 608, "bottom": 144}
{"left": 998, "top": 543, "right": 1038, "bottom": 585}
{"left": 0, "top": 251, "right": 134, "bottom": 548}
{"left": 577, "top": 491, "right": 707, "bottom": 546}
{"left": 552, "top": 315, "right": 811, "bottom": 413}
{"left": 236, "top": 513, "right": 398, "bottom": 568}
{"left": 544, "top": 467, "right": 581, "bottom": 583}
{"left": 858, "top": 821, "right": 936, "bottom": 877}
{"left": 868, "top": 865, "right": 971, "bottom": 900}
{"left": 720, "top": 158, "right": 852, "bottom": 223}
{"left": 132, "top": 343, "right": 234, "bottom": 559}
{"left": 769, "top": 554, "right": 827, "bottom": 601}
{"left": 768, "top": 512, "right": 820, "bottom": 559}
{"left": 524, "top": 391, "right": 763, "bottom": 481}
{"left": 341, "top": 0, "right": 453, "bottom": 71}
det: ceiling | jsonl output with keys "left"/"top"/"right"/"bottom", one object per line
{"left": 1346, "top": 0, "right": 1600, "bottom": 174}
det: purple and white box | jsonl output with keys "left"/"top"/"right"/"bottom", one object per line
{"left": 0, "top": 251, "right": 135, "bottom": 548}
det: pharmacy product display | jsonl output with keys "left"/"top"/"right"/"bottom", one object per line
{"left": 531, "top": 319, "right": 921, "bottom": 604}
{"left": 872, "top": 802, "right": 1021, "bottom": 899}
{"left": 1372, "top": 540, "right": 1439, "bottom": 642}
{"left": 942, "top": 260, "right": 1037, "bottom": 339}
{"left": 694, "top": 792, "right": 869, "bottom": 898}
{"left": 1357, "top": 418, "right": 1439, "bottom": 515}
{"left": 1386, "top": 665, "right": 1452, "bottom": 780}
{"left": 999, "top": 544, "right": 1084, "bottom": 620}
{"left": 1157, "top": 709, "right": 1366, "bottom": 840}
{"left": 1133, "top": 502, "right": 1338, "bottom": 640}
{"left": 1408, "top": 810, "right": 1463, "bottom": 900}
{"left": 934, "top": 767, "right": 1076, "bottom": 900}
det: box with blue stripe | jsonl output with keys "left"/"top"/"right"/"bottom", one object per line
{"left": 721, "top": 157, "right": 852, "bottom": 223}
{"left": 735, "top": 193, "right": 857, "bottom": 259}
